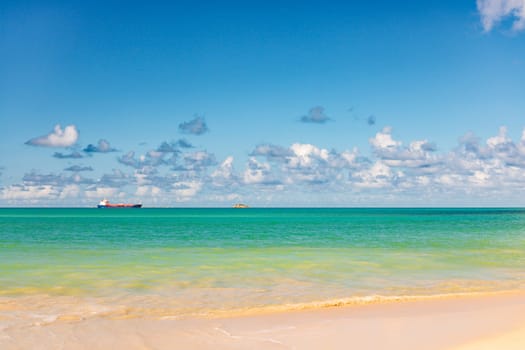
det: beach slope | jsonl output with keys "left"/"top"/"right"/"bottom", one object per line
{"left": 2, "top": 293, "right": 524, "bottom": 349}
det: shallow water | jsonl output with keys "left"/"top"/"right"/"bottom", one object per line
{"left": 1, "top": 208, "right": 525, "bottom": 322}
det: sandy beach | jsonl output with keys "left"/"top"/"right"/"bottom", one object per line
{"left": 1, "top": 292, "right": 524, "bottom": 349}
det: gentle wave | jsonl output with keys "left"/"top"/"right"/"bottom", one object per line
{"left": 2, "top": 288, "right": 524, "bottom": 328}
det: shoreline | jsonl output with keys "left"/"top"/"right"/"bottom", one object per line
{"left": 1, "top": 291, "right": 524, "bottom": 349}
{"left": 203, "top": 289, "right": 525, "bottom": 319}
{"left": 1, "top": 289, "right": 522, "bottom": 321}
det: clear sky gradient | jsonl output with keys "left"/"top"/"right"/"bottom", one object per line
{"left": 1, "top": 0, "right": 525, "bottom": 206}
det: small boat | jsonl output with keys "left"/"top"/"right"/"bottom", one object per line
{"left": 232, "top": 203, "right": 249, "bottom": 208}
{"left": 97, "top": 199, "right": 142, "bottom": 208}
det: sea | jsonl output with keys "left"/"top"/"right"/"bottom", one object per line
{"left": 1, "top": 208, "right": 525, "bottom": 324}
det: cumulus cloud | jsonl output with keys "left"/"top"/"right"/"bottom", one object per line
{"left": 85, "top": 186, "right": 121, "bottom": 200}
{"left": 477, "top": 0, "right": 525, "bottom": 32}
{"left": 59, "top": 184, "right": 81, "bottom": 199}
{"left": 369, "top": 127, "right": 402, "bottom": 150}
{"left": 243, "top": 157, "right": 279, "bottom": 185}
{"left": 25, "top": 124, "right": 79, "bottom": 147}
{"left": 369, "top": 127, "right": 439, "bottom": 170}
{"left": 0, "top": 170, "right": 94, "bottom": 204}
{"left": 118, "top": 150, "right": 171, "bottom": 170}
{"left": 135, "top": 185, "right": 162, "bottom": 198}
{"left": 53, "top": 151, "right": 84, "bottom": 159}
{"left": 456, "top": 132, "right": 487, "bottom": 158}
{"left": 172, "top": 180, "right": 203, "bottom": 199}
{"left": 118, "top": 151, "right": 141, "bottom": 168}
{"left": 0, "top": 169, "right": 132, "bottom": 204}
{"left": 285, "top": 144, "right": 360, "bottom": 185}
{"left": 133, "top": 171, "right": 206, "bottom": 199}
{"left": 249, "top": 142, "right": 361, "bottom": 187}
{"left": 118, "top": 140, "right": 195, "bottom": 171}
{"left": 22, "top": 171, "right": 94, "bottom": 186}
{"left": 487, "top": 126, "right": 513, "bottom": 151}
{"left": 1, "top": 185, "right": 59, "bottom": 201}
{"left": 401, "top": 126, "right": 525, "bottom": 193}
{"left": 156, "top": 139, "right": 193, "bottom": 153}
{"left": 156, "top": 142, "right": 179, "bottom": 153}
{"left": 176, "top": 139, "right": 194, "bottom": 148}
{"left": 251, "top": 144, "right": 293, "bottom": 160}
{"left": 211, "top": 156, "right": 239, "bottom": 187}
{"left": 300, "top": 106, "right": 331, "bottom": 124}
{"left": 352, "top": 161, "right": 401, "bottom": 189}
{"left": 64, "top": 165, "right": 93, "bottom": 172}
{"left": 287, "top": 143, "right": 330, "bottom": 169}
{"left": 450, "top": 127, "right": 525, "bottom": 173}
{"left": 179, "top": 116, "right": 209, "bottom": 135}
{"left": 83, "top": 139, "right": 117, "bottom": 153}
{"left": 97, "top": 169, "right": 130, "bottom": 188}
{"left": 252, "top": 143, "right": 359, "bottom": 170}
{"left": 6, "top": 124, "right": 525, "bottom": 206}
{"left": 175, "top": 151, "right": 217, "bottom": 171}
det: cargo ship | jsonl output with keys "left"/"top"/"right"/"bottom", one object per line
{"left": 97, "top": 199, "right": 142, "bottom": 208}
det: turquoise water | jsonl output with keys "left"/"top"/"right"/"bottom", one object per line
{"left": 1, "top": 208, "right": 525, "bottom": 319}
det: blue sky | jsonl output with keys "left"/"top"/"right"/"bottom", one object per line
{"left": 1, "top": 0, "right": 525, "bottom": 206}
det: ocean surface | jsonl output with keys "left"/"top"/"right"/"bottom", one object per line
{"left": 1, "top": 208, "right": 525, "bottom": 324}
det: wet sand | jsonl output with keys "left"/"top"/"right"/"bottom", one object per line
{"left": 1, "top": 292, "right": 524, "bottom": 349}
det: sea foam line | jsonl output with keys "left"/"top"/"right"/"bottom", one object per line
{"left": 199, "top": 290, "right": 525, "bottom": 319}
{"left": 1, "top": 289, "right": 523, "bottom": 324}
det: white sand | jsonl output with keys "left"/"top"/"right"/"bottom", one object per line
{"left": 451, "top": 324, "right": 525, "bottom": 350}
{"left": 1, "top": 292, "right": 524, "bottom": 349}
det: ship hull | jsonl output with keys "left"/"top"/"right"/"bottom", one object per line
{"left": 97, "top": 204, "right": 142, "bottom": 208}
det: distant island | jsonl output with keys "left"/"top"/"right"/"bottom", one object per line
{"left": 232, "top": 203, "right": 249, "bottom": 208}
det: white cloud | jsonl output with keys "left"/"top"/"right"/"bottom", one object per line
{"left": 53, "top": 151, "right": 84, "bottom": 159}
{"left": 436, "top": 174, "right": 463, "bottom": 186}
{"left": 64, "top": 165, "right": 93, "bottom": 172}
{"left": 250, "top": 143, "right": 363, "bottom": 188}
{"left": 370, "top": 127, "right": 439, "bottom": 170}
{"left": 179, "top": 116, "right": 209, "bottom": 135}
{"left": 477, "top": 0, "right": 525, "bottom": 32}
{"left": 172, "top": 181, "right": 202, "bottom": 199}
{"left": 352, "top": 161, "right": 400, "bottom": 189}
{"left": 243, "top": 157, "right": 273, "bottom": 184}
{"left": 369, "top": 127, "right": 401, "bottom": 150}
{"left": 135, "top": 185, "right": 161, "bottom": 197}
{"left": 470, "top": 170, "right": 491, "bottom": 185}
{"left": 486, "top": 126, "right": 511, "bottom": 148}
{"left": 341, "top": 149, "right": 359, "bottom": 164}
{"left": 1, "top": 185, "right": 58, "bottom": 200}
{"left": 211, "top": 156, "right": 238, "bottom": 187}
{"left": 6, "top": 125, "right": 525, "bottom": 206}
{"left": 251, "top": 144, "right": 292, "bottom": 159}
{"left": 83, "top": 139, "right": 117, "bottom": 153}
{"left": 97, "top": 169, "right": 130, "bottom": 188}
{"left": 288, "top": 143, "right": 330, "bottom": 168}
{"left": 300, "top": 106, "right": 331, "bottom": 124}
{"left": 85, "top": 187, "right": 121, "bottom": 199}
{"left": 25, "top": 124, "right": 79, "bottom": 147}
{"left": 59, "top": 184, "right": 81, "bottom": 199}
{"left": 179, "top": 151, "right": 217, "bottom": 171}
{"left": 518, "top": 130, "right": 525, "bottom": 156}
{"left": 118, "top": 150, "right": 168, "bottom": 170}
{"left": 255, "top": 143, "right": 359, "bottom": 170}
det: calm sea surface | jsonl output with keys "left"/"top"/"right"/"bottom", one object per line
{"left": 1, "top": 208, "right": 525, "bottom": 320}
